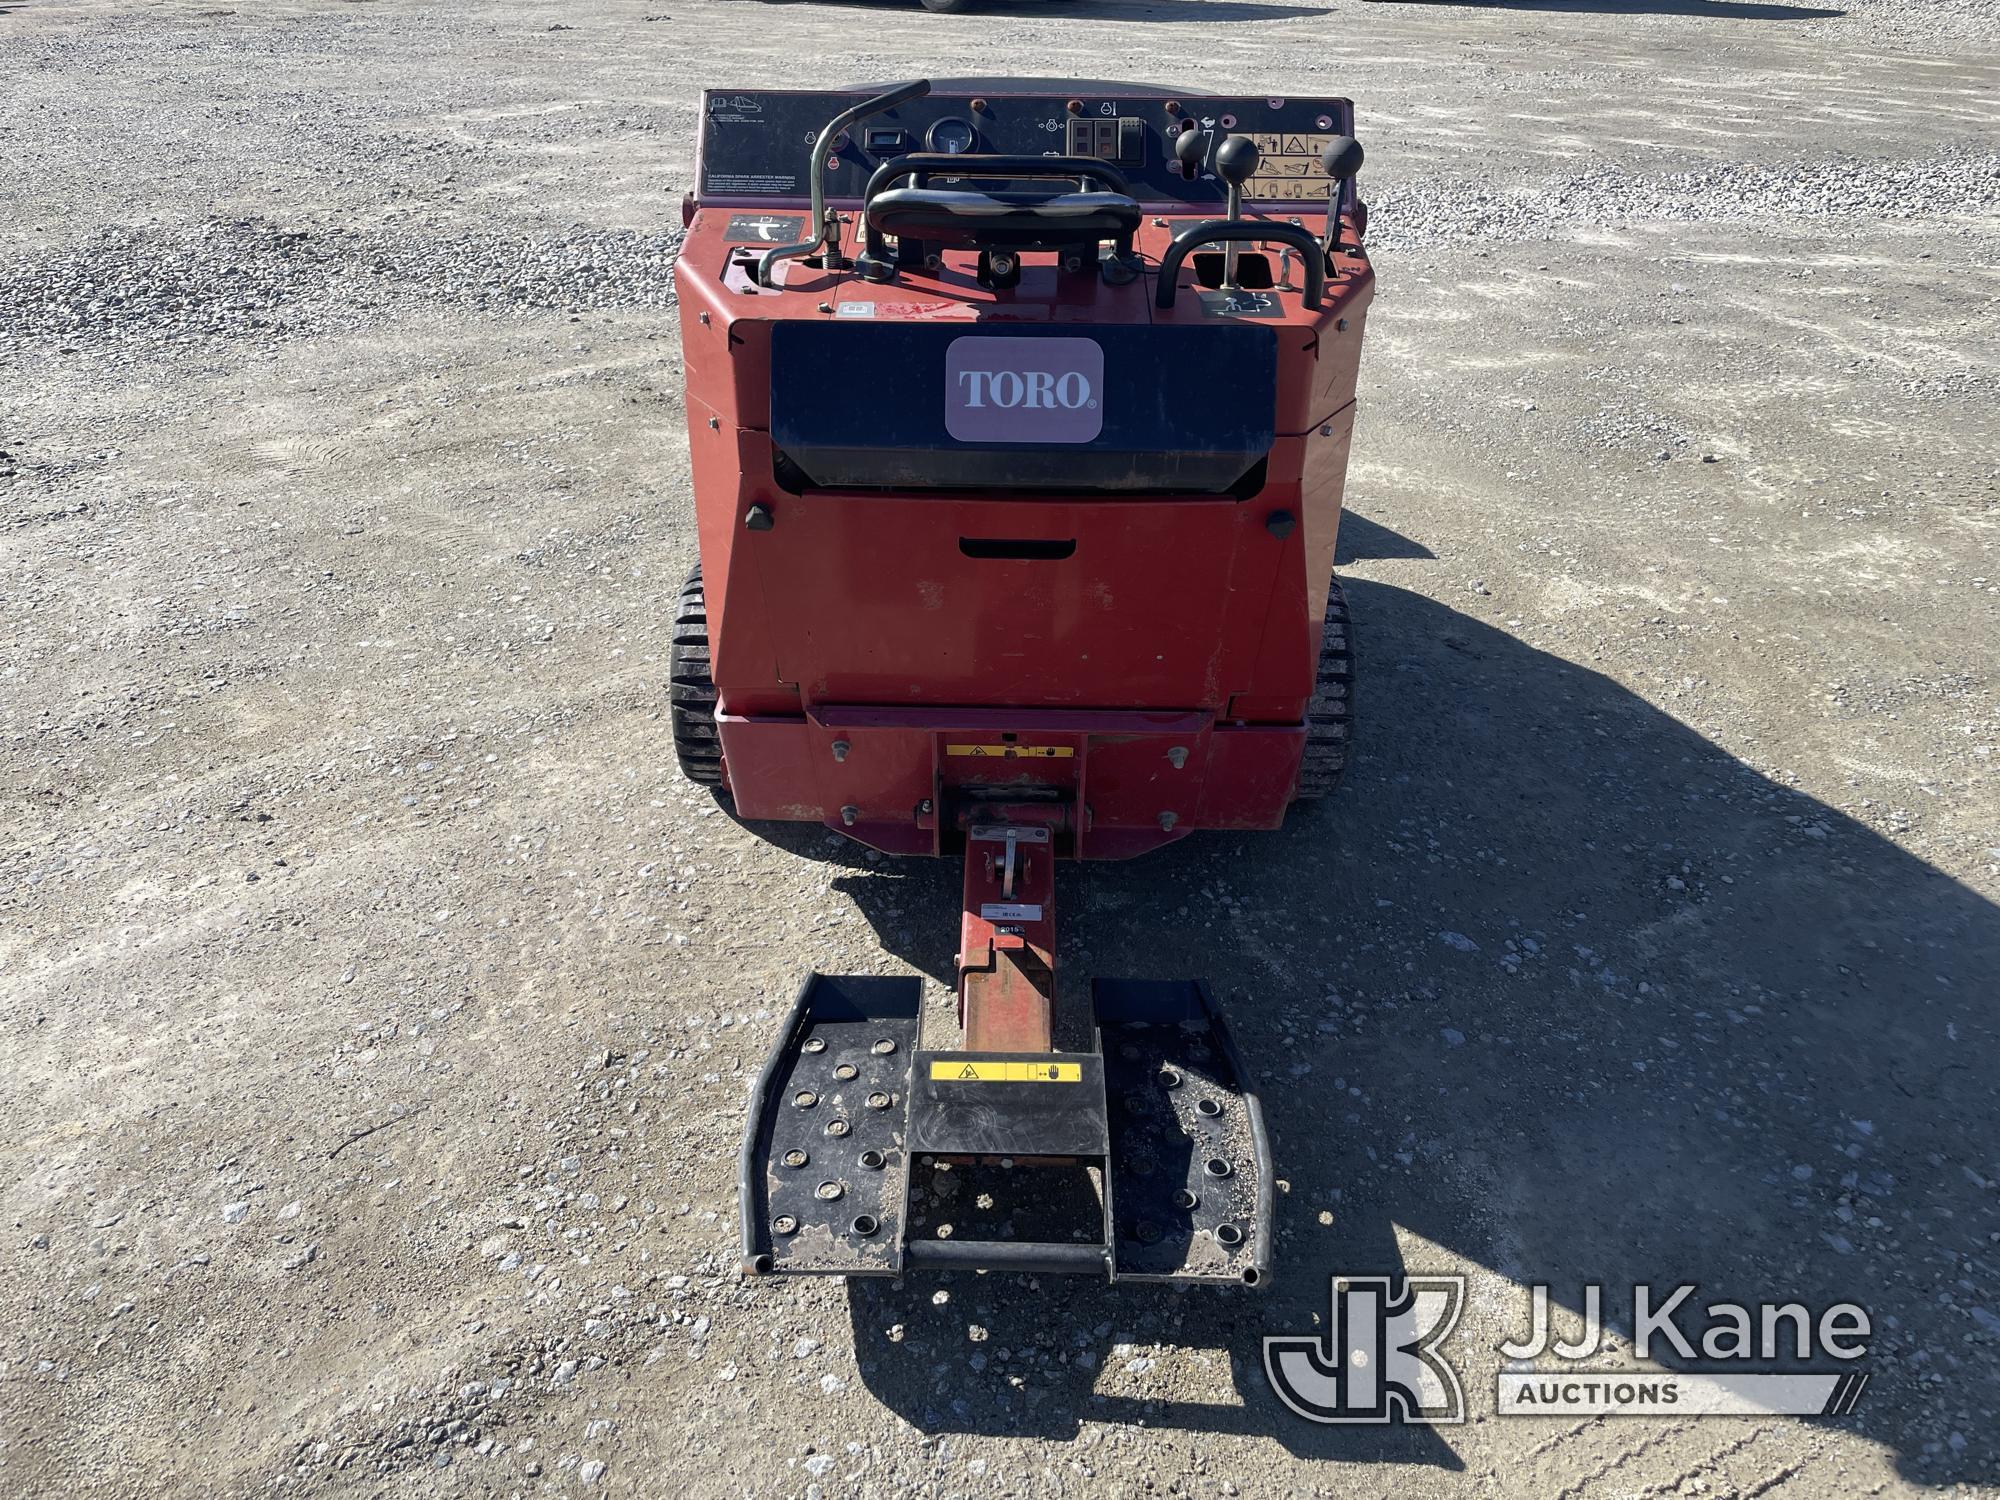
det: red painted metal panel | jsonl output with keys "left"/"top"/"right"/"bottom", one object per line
{"left": 1199, "top": 726, "right": 1308, "bottom": 829}
{"left": 711, "top": 715, "right": 829, "bottom": 823}
{"left": 1299, "top": 403, "right": 1357, "bottom": 645}
{"left": 718, "top": 710, "right": 1299, "bottom": 855}
{"left": 749, "top": 492, "right": 1250, "bottom": 711}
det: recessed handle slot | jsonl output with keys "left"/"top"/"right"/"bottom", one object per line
{"left": 958, "top": 538, "right": 1076, "bottom": 561}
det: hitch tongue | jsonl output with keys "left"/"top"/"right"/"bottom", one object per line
{"left": 958, "top": 824, "right": 1055, "bottom": 1053}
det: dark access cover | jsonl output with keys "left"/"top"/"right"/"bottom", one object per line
{"left": 770, "top": 322, "right": 1275, "bottom": 493}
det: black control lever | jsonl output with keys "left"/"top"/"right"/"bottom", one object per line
{"left": 1318, "top": 134, "right": 1364, "bottom": 254}
{"left": 1172, "top": 127, "right": 1209, "bottom": 176}
{"left": 1212, "top": 134, "right": 1261, "bottom": 289}
{"left": 757, "top": 79, "right": 932, "bottom": 288}
{"left": 1320, "top": 134, "right": 1365, "bottom": 182}
{"left": 1215, "top": 133, "right": 1261, "bottom": 188}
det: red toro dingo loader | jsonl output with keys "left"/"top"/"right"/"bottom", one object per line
{"left": 672, "top": 78, "right": 1369, "bottom": 1285}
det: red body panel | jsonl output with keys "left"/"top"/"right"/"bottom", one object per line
{"left": 677, "top": 121, "right": 1371, "bottom": 859}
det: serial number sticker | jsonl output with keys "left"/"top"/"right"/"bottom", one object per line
{"left": 931, "top": 1060, "right": 1082, "bottom": 1083}
{"left": 979, "top": 903, "right": 1043, "bottom": 922}
{"left": 944, "top": 744, "right": 1075, "bottom": 759}
{"left": 839, "top": 300, "right": 958, "bottom": 320}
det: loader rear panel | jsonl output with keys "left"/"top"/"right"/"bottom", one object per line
{"left": 748, "top": 493, "right": 1271, "bottom": 709}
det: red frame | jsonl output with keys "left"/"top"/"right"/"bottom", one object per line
{"left": 678, "top": 216, "right": 1370, "bottom": 863}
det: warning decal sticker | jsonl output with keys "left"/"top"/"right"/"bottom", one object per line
{"left": 930, "top": 1060, "right": 1083, "bottom": 1083}
{"left": 1246, "top": 132, "right": 1346, "bottom": 201}
{"left": 944, "top": 744, "right": 1075, "bottom": 759}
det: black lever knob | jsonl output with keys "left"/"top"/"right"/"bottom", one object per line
{"left": 1172, "top": 128, "right": 1208, "bottom": 169}
{"left": 1214, "top": 134, "right": 1261, "bottom": 188}
{"left": 1320, "top": 134, "right": 1364, "bottom": 182}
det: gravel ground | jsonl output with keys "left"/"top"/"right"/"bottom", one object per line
{"left": 4, "top": 0, "right": 1998, "bottom": 1497}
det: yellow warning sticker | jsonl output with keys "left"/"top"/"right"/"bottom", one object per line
{"left": 931, "top": 1060, "right": 1082, "bottom": 1083}
{"left": 1243, "top": 132, "right": 1352, "bottom": 202}
{"left": 944, "top": 744, "right": 1075, "bottom": 760}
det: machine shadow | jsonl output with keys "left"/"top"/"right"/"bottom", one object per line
{"left": 841, "top": 578, "right": 1995, "bottom": 1480}
{"left": 724, "top": 817, "right": 963, "bottom": 985}
{"left": 1363, "top": 0, "right": 1843, "bottom": 19}
{"left": 1336, "top": 508, "right": 1436, "bottom": 564}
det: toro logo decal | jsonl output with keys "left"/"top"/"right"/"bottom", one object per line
{"left": 945, "top": 336, "right": 1103, "bottom": 444}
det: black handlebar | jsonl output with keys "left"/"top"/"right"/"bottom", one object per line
{"left": 1154, "top": 219, "right": 1327, "bottom": 310}
{"left": 757, "top": 78, "right": 933, "bottom": 288}
{"left": 862, "top": 153, "right": 1133, "bottom": 201}
{"left": 865, "top": 79, "right": 933, "bottom": 113}
{"left": 857, "top": 155, "right": 1143, "bottom": 280}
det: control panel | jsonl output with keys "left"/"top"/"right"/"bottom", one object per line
{"left": 696, "top": 82, "right": 1358, "bottom": 210}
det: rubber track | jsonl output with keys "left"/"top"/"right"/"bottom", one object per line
{"left": 1294, "top": 577, "right": 1352, "bottom": 801}
{"left": 669, "top": 564, "right": 724, "bottom": 787}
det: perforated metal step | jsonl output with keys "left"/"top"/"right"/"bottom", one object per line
{"left": 739, "top": 975, "right": 921, "bottom": 1276}
{"left": 741, "top": 974, "right": 1272, "bottom": 1285}
{"left": 1095, "top": 979, "right": 1273, "bottom": 1286}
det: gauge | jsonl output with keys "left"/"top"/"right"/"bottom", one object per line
{"left": 926, "top": 116, "right": 978, "bottom": 155}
